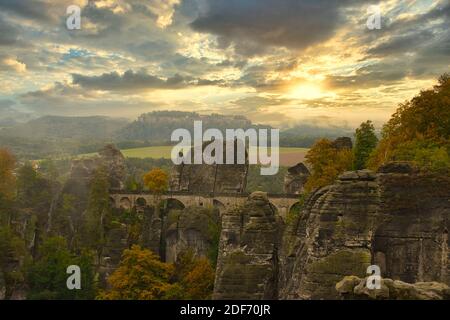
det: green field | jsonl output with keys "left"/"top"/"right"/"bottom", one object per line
{"left": 80, "top": 146, "right": 309, "bottom": 166}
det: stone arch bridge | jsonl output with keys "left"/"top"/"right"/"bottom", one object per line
{"left": 109, "top": 190, "right": 300, "bottom": 219}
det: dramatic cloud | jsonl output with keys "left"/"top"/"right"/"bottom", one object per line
{"left": 0, "top": 55, "right": 27, "bottom": 73}
{"left": 71, "top": 70, "right": 224, "bottom": 91}
{"left": 0, "top": 0, "right": 53, "bottom": 22}
{"left": 190, "top": 0, "right": 371, "bottom": 56}
{"left": 0, "top": 16, "right": 20, "bottom": 45}
{"left": 0, "top": 0, "right": 448, "bottom": 127}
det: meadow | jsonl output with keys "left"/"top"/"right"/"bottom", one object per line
{"left": 79, "top": 146, "right": 309, "bottom": 167}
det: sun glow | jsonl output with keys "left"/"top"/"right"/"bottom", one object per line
{"left": 287, "top": 83, "right": 331, "bottom": 100}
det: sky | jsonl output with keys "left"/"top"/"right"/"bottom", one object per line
{"left": 0, "top": 0, "right": 449, "bottom": 129}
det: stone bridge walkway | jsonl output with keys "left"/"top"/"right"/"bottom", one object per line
{"left": 109, "top": 190, "right": 300, "bottom": 219}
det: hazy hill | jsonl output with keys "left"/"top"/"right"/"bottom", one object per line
{"left": 0, "top": 111, "right": 356, "bottom": 159}
{"left": 0, "top": 116, "right": 129, "bottom": 159}
{"left": 1, "top": 115, "right": 129, "bottom": 140}
{"left": 115, "top": 110, "right": 270, "bottom": 143}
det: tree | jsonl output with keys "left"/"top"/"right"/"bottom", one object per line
{"left": 0, "top": 226, "right": 26, "bottom": 299}
{"left": 0, "top": 149, "right": 16, "bottom": 226}
{"left": 84, "top": 167, "right": 112, "bottom": 260}
{"left": 143, "top": 168, "right": 168, "bottom": 194}
{"left": 143, "top": 168, "right": 168, "bottom": 216}
{"left": 16, "top": 164, "right": 53, "bottom": 257}
{"left": 97, "top": 245, "right": 179, "bottom": 300}
{"left": 368, "top": 74, "right": 450, "bottom": 171}
{"left": 0, "top": 149, "right": 16, "bottom": 201}
{"left": 181, "top": 256, "right": 215, "bottom": 299}
{"left": 26, "top": 236, "right": 96, "bottom": 300}
{"left": 353, "top": 120, "right": 378, "bottom": 170}
{"left": 304, "top": 139, "right": 353, "bottom": 191}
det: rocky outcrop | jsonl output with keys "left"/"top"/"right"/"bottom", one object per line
{"left": 277, "top": 163, "right": 450, "bottom": 299}
{"left": 284, "top": 163, "right": 310, "bottom": 194}
{"left": 213, "top": 192, "right": 281, "bottom": 299}
{"left": 278, "top": 169, "right": 378, "bottom": 299}
{"left": 212, "top": 162, "right": 449, "bottom": 300}
{"left": 331, "top": 137, "right": 353, "bottom": 150}
{"left": 165, "top": 206, "right": 220, "bottom": 263}
{"left": 62, "top": 144, "right": 126, "bottom": 211}
{"left": 169, "top": 141, "right": 248, "bottom": 194}
{"left": 336, "top": 276, "right": 450, "bottom": 300}
{"left": 373, "top": 163, "right": 449, "bottom": 285}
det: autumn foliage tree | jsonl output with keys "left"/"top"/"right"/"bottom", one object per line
{"left": 368, "top": 74, "right": 450, "bottom": 172}
{"left": 97, "top": 245, "right": 178, "bottom": 300}
{"left": 98, "top": 247, "right": 215, "bottom": 300}
{"left": 173, "top": 250, "right": 215, "bottom": 299}
{"left": 143, "top": 168, "right": 168, "bottom": 215}
{"left": 182, "top": 257, "right": 215, "bottom": 299}
{"left": 143, "top": 168, "right": 168, "bottom": 194}
{"left": 304, "top": 139, "right": 354, "bottom": 192}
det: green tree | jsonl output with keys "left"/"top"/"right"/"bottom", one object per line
{"left": 0, "top": 149, "right": 16, "bottom": 202}
{"left": 353, "top": 120, "right": 378, "bottom": 170}
{"left": 26, "top": 236, "right": 96, "bottom": 299}
{"left": 0, "top": 226, "right": 26, "bottom": 299}
{"left": 16, "top": 164, "right": 53, "bottom": 257}
{"left": 0, "top": 149, "right": 16, "bottom": 227}
{"left": 84, "top": 167, "right": 112, "bottom": 260}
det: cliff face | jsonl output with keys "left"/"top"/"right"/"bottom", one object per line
{"left": 373, "top": 163, "right": 449, "bottom": 285}
{"left": 278, "top": 169, "right": 379, "bottom": 299}
{"left": 213, "top": 163, "right": 450, "bottom": 299}
{"left": 213, "top": 192, "right": 281, "bottom": 299}
{"left": 165, "top": 206, "right": 220, "bottom": 263}
{"left": 169, "top": 141, "right": 248, "bottom": 194}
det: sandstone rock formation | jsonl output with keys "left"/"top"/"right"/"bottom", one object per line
{"left": 165, "top": 206, "right": 220, "bottom": 263}
{"left": 62, "top": 144, "right": 126, "bottom": 214}
{"left": 277, "top": 162, "right": 449, "bottom": 299}
{"left": 278, "top": 169, "right": 378, "bottom": 299}
{"left": 331, "top": 137, "right": 353, "bottom": 150}
{"left": 283, "top": 162, "right": 310, "bottom": 194}
{"left": 336, "top": 275, "right": 450, "bottom": 300}
{"left": 169, "top": 141, "right": 248, "bottom": 194}
{"left": 213, "top": 192, "right": 281, "bottom": 299}
{"left": 212, "top": 162, "right": 450, "bottom": 300}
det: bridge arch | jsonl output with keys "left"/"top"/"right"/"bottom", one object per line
{"left": 288, "top": 201, "right": 301, "bottom": 215}
{"left": 213, "top": 199, "right": 226, "bottom": 214}
{"left": 136, "top": 197, "right": 147, "bottom": 207}
{"left": 109, "top": 196, "right": 116, "bottom": 207}
{"left": 119, "top": 197, "right": 132, "bottom": 210}
{"left": 164, "top": 197, "right": 186, "bottom": 210}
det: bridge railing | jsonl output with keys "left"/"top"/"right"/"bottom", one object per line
{"left": 110, "top": 189, "right": 300, "bottom": 199}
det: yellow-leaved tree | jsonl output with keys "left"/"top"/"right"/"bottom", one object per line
{"left": 304, "top": 139, "right": 354, "bottom": 192}
{"left": 143, "top": 168, "right": 168, "bottom": 216}
{"left": 97, "top": 245, "right": 179, "bottom": 300}
{"left": 368, "top": 74, "right": 450, "bottom": 172}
